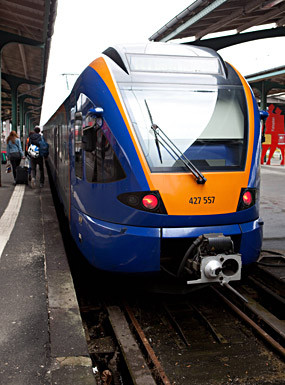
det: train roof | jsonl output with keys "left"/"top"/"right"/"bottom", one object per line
{"left": 102, "top": 42, "right": 227, "bottom": 78}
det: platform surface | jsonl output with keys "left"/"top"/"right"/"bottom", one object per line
{"left": 0, "top": 162, "right": 96, "bottom": 385}
{"left": 260, "top": 164, "right": 285, "bottom": 252}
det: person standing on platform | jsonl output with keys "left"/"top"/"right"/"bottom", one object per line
{"left": 25, "top": 131, "right": 35, "bottom": 181}
{"left": 6, "top": 130, "right": 24, "bottom": 185}
{"left": 29, "top": 126, "right": 45, "bottom": 188}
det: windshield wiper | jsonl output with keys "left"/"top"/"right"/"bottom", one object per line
{"left": 144, "top": 100, "right": 163, "bottom": 163}
{"left": 144, "top": 100, "right": 207, "bottom": 185}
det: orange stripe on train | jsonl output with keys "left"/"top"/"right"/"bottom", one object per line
{"left": 89, "top": 58, "right": 155, "bottom": 190}
{"left": 89, "top": 58, "right": 255, "bottom": 216}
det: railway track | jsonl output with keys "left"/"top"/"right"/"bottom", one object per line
{"left": 77, "top": 275, "right": 284, "bottom": 385}
{"left": 56, "top": 223, "right": 285, "bottom": 384}
{"left": 212, "top": 284, "right": 285, "bottom": 358}
{"left": 52, "top": 187, "right": 284, "bottom": 384}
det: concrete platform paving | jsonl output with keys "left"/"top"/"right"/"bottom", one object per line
{"left": 0, "top": 163, "right": 96, "bottom": 385}
{"left": 260, "top": 164, "right": 285, "bottom": 253}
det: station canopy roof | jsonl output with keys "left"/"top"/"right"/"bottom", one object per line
{"left": 149, "top": 0, "right": 285, "bottom": 49}
{"left": 149, "top": 0, "right": 285, "bottom": 106}
{"left": 246, "top": 65, "right": 285, "bottom": 103}
{"left": 1, "top": 0, "right": 57, "bottom": 126}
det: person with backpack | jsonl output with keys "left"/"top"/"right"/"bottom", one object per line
{"left": 28, "top": 126, "right": 49, "bottom": 188}
{"left": 25, "top": 131, "right": 35, "bottom": 181}
{"left": 6, "top": 130, "right": 25, "bottom": 185}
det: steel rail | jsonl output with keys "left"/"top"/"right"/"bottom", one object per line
{"left": 107, "top": 305, "right": 156, "bottom": 385}
{"left": 212, "top": 287, "right": 285, "bottom": 359}
{"left": 124, "top": 303, "right": 172, "bottom": 385}
{"left": 190, "top": 304, "right": 228, "bottom": 344}
{"left": 248, "top": 276, "right": 285, "bottom": 308}
{"left": 162, "top": 303, "right": 191, "bottom": 347}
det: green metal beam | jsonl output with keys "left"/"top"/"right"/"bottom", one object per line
{"left": 2, "top": 73, "right": 40, "bottom": 87}
{"left": 263, "top": 81, "right": 285, "bottom": 90}
{"left": 2, "top": 73, "right": 41, "bottom": 131}
{"left": 249, "top": 79, "right": 285, "bottom": 110}
{"left": 249, "top": 80, "right": 285, "bottom": 93}
{"left": 25, "top": 105, "right": 41, "bottom": 134}
{"left": 1, "top": 88, "right": 11, "bottom": 94}
{"left": 162, "top": 0, "right": 229, "bottom": 42}
{"left": 19, "top": 95, "right": 40, "bottom": 139}
{"left": 261, "top": 81, "right": 267, "bottom": 111}
{"left": 247, "top": 68, "right": 285, "bottom": 82}
{"left": 0, "top": 31, "right": 43, "bottom": 50}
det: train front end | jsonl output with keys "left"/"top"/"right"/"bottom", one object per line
{"left": 72, "top": 43, "right": 262, "bottom": 285}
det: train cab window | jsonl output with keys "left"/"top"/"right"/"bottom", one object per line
{"left": 75, "top": 92, "right": 125, "bottom": 183}
{"left": 85, "top": 127, "right": 126, "bottom": 183}
{"left": 121, "top": 85, "right": 248, "bottom": 172}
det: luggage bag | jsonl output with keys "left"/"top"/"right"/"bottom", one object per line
{"left": 1, "top": 151, "right": 7, "bottom": 164}
{"left": 15, "top": 166, "right": 28, "bottom": 184}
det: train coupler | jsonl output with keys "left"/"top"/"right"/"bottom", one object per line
{"left": 177, "top": 234, "right": 242, "bottom": 285}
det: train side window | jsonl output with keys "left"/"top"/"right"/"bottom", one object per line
{"left": 85, "top": 128, "right": 125, "bottom": 183}
{"left": 54, "top": 126, "right": 58, "bottom": 167}
{"left": 58, "top": 125, "right": 62, "bottom": 161}
{"left": 74, "top": 112, "right": 83, "bottom": 179}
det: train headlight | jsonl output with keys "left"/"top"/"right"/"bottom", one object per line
{"left": 237, "top": 188, "right": 257, "bottom": 211}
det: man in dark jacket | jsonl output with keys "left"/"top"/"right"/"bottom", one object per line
{"left": 29, "top": 126, "right": 44, "bottom": 188}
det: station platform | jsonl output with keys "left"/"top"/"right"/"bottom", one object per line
{"left": 260, "top": 163, "right": 285, "bottom": 253}
{"left": 0, "top": 163, "right": 96, "bottom": 385}
{"left": 0, "top": 159, "right": 284, "bottom": 385}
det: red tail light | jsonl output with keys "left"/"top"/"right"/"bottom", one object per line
{"left": 117, "top": 190, "right": 167, "bottom": 214}
{"left": 237, "top": 188, "right": 257, "bottom": 211}
{"left": 242, "top": 191, "right": 252, "bottom": 206}
{"left": 142, "top": 194, "right": 158, "bottom": 210}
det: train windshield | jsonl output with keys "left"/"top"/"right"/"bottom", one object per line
{"left": 120, "top": 85, "right": 248, "bottom": 172}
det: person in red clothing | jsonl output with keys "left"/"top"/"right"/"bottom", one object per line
{"left": 261, "top": 104, "right": 285, "bottom": 165}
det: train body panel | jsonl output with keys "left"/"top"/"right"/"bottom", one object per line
{"left": 69, "top": 204, "right": 262, "bottom": 272}
{"left": 44, "top": 42, "right": 263, "bottom": 284}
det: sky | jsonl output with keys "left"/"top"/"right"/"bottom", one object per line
{"left": 40, "top": 0, "right": 285, "bottom": 125}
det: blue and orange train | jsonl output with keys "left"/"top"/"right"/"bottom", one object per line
{"left": 44, "top": 42, "right": 264, "bottom": 285}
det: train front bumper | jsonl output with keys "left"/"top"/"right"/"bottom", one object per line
{"left": 71, "top": 206, "right": 263, "bottom": 274}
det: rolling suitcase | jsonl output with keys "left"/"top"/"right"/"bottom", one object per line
{"left": 15, "top": 165, "right": 29, "bottom": 184}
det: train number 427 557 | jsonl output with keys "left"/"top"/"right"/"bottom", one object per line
{"left": 189, "top": 196, "right": 215, "bottom": 204}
